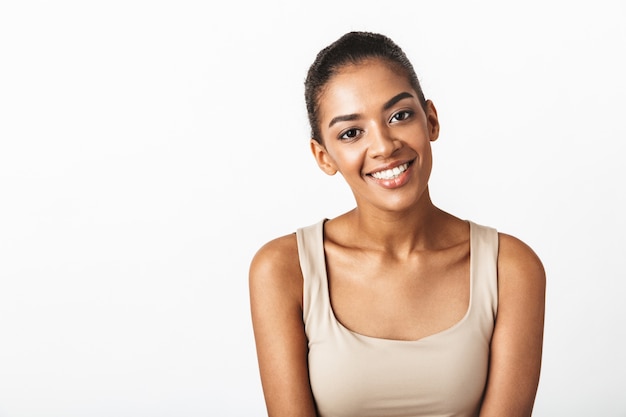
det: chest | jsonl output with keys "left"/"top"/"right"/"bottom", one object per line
{"left": 324, "top": 245, "right": 470, "bottom": 341}
{"left": 308, "top": 333, "right": 487, "bottom": 417}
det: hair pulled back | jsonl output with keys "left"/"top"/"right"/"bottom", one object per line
{"left": 305, "top": 31, "right": 427, "bottom": 143}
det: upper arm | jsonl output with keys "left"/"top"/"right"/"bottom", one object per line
{"left": 249, "top": 235, "right": 317, "bottom": 417}
{"left": 480, "top": 233, "right": 546, "bottom": 417}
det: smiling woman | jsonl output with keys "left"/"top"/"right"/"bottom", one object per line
{"left": 249, "top": 32, "right": 545, "bottom": 417}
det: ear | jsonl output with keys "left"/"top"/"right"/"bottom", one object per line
{"left": 425, "top": 100, "right": 440, "bottom": 142}
{"left": 310, "top": 139, "right": 338, "bottom": 176}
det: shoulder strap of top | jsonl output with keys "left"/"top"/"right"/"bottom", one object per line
{"left": 296, "top": 220, "right": 328, "bottom": 332}
{"left": 469, "top": 221, "right": 499, "bottom": 320}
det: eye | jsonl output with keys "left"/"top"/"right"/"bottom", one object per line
{"left": 339, "top": 128, "right": 362, "bottom": 141}
{"left": 390, "top": 110, "right": 413, "bottom": 123}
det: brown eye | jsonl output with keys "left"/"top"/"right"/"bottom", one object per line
{"left": 390, "top": 110, "right": 413, "bottom": 123}
{"left": 339, "top": 128, "right": 361, "bottom": 140}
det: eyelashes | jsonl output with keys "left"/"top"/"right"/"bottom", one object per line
{"left": 390, "top": 110, "right": 413, "bottom": 123}
{"left": 337, "top": 110, "right": 414, "bottom": 141}
{"left": 339, "top": 128, "right": 362, "bottom": 141}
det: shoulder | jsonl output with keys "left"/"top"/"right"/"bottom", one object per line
{"left": 250, "top": 233, "right": 300, "bottom": 277}
{"left": 480, "top": 233, "right": 545, "bottom": 416}
{"left": 497, "top": 232, "right": 545, "bottom": 286}
{"left": 249, "top": 233, "right": 303, "bottom": 305}
{"left": 249, "top": 233, "right": 318, "bottom": 415}
{"left": 479, "top": 232, "right": 545, "bottom": 414}
{"left": 495, "top": 232, "right": 546, "bottom": 316}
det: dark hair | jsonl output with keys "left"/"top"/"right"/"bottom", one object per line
{"left": 305, "top": 31, "right": 427, "bottom": 143}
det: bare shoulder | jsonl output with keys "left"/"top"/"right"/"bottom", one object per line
{"left": 249, "top": 234, "right": 317, "bottom": 415}
{"left": 479, "top": 232, "right": 546, "bottom": 415}
{"left": 495, "top": 232, "right": 546, "bottom": 328}
{"left": 497, "top": 233, "right": 546, "bottom": 289}
{"left": 249, "top": 233, "right": 303, "bottom": 305}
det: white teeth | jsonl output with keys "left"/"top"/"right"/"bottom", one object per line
{"left": 371, "top": 163, "right": 409, "bottom": 180}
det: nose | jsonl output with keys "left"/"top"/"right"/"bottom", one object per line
{"left": 367, "top": 124, "right": 401, "bottom": 159}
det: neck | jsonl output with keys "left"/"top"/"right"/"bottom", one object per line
{"left": 347, "top": 189, "right": 448, "bottom": 254}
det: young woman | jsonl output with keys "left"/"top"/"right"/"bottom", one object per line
{"left": 249, "top": 31, "right": 545, "bottom": 417}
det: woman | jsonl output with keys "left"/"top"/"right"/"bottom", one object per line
{"left": 249, "top": 31, "right": 545, "bottom": 417}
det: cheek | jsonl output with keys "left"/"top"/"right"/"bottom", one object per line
{"left": 331, "top": 147, "right": 366, "bottom": 174}
{"left": 420, "top": 147, "right": 434, "bottom": 175}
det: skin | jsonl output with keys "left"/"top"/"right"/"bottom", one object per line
{"left": 250, "top": 58, "right": 545, "bottom": 417}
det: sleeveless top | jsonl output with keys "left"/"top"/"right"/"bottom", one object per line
{"left": 296, "top": 220, "right": 498, "bottom": 417}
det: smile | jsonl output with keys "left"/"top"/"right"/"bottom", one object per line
{"left": 369, "top": 162, "right": 411, "bottom": 180}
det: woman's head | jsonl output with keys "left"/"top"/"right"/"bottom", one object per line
{"left": 305, "top": 31, "right": 427, "bottom": 143}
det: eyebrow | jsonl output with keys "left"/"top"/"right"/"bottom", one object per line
{"left": 383, "top": 92, "right": 414, "bottom": 110}
{"left": 328, "top": 91, "right": 415, "bottom": 128}
{"left": 328, "top": 113, "right": 360, "bottom": 128}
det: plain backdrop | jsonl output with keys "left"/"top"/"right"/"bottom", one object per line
{"left": 1, "top": 1, "right": 625, "bottom": 416}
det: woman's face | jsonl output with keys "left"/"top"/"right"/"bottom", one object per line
{"left": 311, "top": 58, "right": 440, "bottom": 214}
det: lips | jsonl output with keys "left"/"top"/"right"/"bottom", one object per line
{"left": 369, "top": 162, "right": 410, "bottom": 180}
{"left": 363, "top": 159, "right": 415, "bottom": 189}
{"left": 367, "top": 160, "right": 414, "bottom": 180}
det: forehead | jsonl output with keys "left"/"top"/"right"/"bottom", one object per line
{"left": 318, "top": 59, "right": 415, "bottom": 119}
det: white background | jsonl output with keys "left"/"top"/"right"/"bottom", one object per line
{"left": 1, "top": 1, "right": 625, "bottom": 416}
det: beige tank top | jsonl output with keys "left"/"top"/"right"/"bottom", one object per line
{"left": 296, "top": 220, "right": 498, "bottom": 417}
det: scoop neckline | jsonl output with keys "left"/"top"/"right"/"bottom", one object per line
{"left": 317, "top": 219, "right": 475, "bottom": 344}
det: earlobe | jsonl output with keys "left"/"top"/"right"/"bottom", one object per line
{"left": 310, "top": 139, "right": 338, "bottom": 176}
{"left": 425, "top": 100, "right": 440, "bottom": 142}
